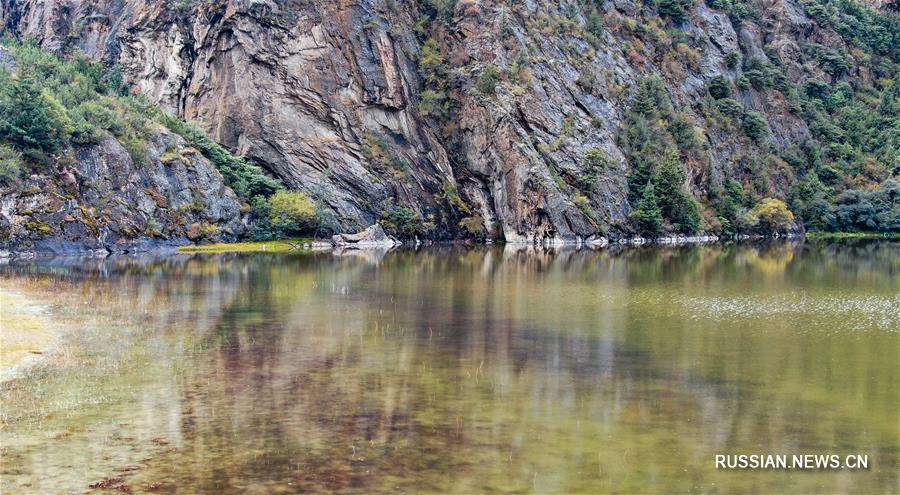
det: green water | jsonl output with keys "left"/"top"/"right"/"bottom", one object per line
{"left": 1, "top": 241, "right": 898, "bottom": 494}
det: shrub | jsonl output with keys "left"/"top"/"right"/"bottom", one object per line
{"left": 476, "top": 64, "right": 499, "bottom": 95}
{"left": 419, "top": 38, "right": 447, "bottom": 87}
{"left": 744, "top": 198, "right": 794, "bottom": 234}
{"left": 669, "top": 114, "right": 697, "bottom": 152}
{"left": 827, "top": 179, "right": 899, "bottom": 232}
{"left": 585, "top": 7, "right": 605, "bottom": 48}
{"left": 268, "top": 190, "right": 318, "bottom": 235}
{"left": 658, "top": 0, "right": 693, "bottom": 23}
{"left": 584, "top": 147, "right": 608, "bottom": 170}
{"left": 715, "top": 98, "right": 744, "bottom": 118}
{"left": 69, "top": 100, "right": 120, "bottom": 144}
{"left": 419, "top": 89, "right": 448, "bottom": 119}
{"left": 160, "top": 115, "right": 281, "bottom": 200}
{"left": 0, "top": 144, "right": 23, "bottom": 186}
{"left": 708, "top": 0, "right": 756, "bottom": 22}
{"left": 724, "top": 51, "right": 741, "bottom": 69}
{"left": 0, "top": 75, "right": 72, "bottom": 152}
{"left": 186, "top": 221, "right": 220, "bottom": 241}
{"left": 381, "top": 203, "right": 433, "bottom": 238}
{"left": 741, "top": 111, "right": 769, "bottom": 141}
{"left": 707, "top": 76, "right": 732, "bottom": 99}
{"left": 382, "top": 206, "right": 418, "bottom": 237}
{"left": 458, "top": 216, "right": 486, "bottom": 241}
{"left": 631, "top": 76, "right": 672, "bottom": 117}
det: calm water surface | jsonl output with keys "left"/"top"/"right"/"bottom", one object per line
{"left": 1, "top": 241, "right": 898, "bottom": 494}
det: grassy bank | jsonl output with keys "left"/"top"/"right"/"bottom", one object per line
{"left": 805, "top": 231, "right": 900, "bottom": 240}
{"left": 177, "top": 238, "right": 315, "bottom": 254}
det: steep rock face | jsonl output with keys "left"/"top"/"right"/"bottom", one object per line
{"left": 3, "top": 0, "right": 459, "bottom": 234}
{"left": 2, "top": 0, "right": 893, "bottom": 241}
{"left": 0, "top": 126, "right": 245, "bottom": 254}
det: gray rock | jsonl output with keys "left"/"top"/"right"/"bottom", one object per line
{"left": 3, "top": 0, "right": 839, "bottom": 243}
{"left": 0, "top": 127, "right": 245, "bottom": 256}
{"left": 331, "top": 224, "right": 400, "bottom": 248}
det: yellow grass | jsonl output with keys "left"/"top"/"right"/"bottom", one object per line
{"left": 0, "top": 288, "right": 59, "bottom": 379}
{"left": 177, "top": 238, "right": 314, "bottom": 253}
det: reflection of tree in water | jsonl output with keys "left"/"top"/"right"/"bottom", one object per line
{"left": 117, "top": 244, "right": 898, "bottom": 494}
{"left": 0, "top": 255, "right": 254, "bottom": 494}
{"left": 3, "top": 244, "right": 894, "bottom": 493}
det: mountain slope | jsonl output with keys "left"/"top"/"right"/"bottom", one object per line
{"left": 2, "top": 0, "right": 898, "bottom": 242}
{"left": 0, "top": 43, "right": 257, "bottom": 253}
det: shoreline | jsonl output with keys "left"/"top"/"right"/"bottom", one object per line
{"left": 1, "top": 231, "right": 897, "bottom": 258}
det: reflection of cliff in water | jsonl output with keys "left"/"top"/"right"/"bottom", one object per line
{"left": 0, "top": 241, "right": 896, "bottom": 494}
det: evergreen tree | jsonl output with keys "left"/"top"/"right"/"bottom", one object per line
{"left": 0, "top": 75, "right": 71, "bottom": 152}
{"left": 652, "top": 148, "right": 686, "bottom": 217}
{"left": 630, "top": 183, "right": 663, "bottom": 236}
{"left": 652, "top": 148, "right": 701, "bottom": 233}
{"left": 631, "top": 77, "right": 671, "bottom": 118}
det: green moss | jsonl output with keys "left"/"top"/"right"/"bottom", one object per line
{"left": 24, "top": 220, "right": 52, "bottom": 234}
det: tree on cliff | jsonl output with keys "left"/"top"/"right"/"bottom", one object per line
{"left": 630, "top": 183, "right": 663, "bottom": 237}
{"left": 0, "top": 73, "right": 71, "bottom": 153}
{"left": 652, "top": 148, "right": 700, "bottom": 233}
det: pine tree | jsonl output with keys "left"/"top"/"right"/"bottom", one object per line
{"left": 630, "top": 183, "right": 663, "bottom": 237}
{"left": 652, "top": 148, "right": 685, "bottom": 218}
{"left": 652, "top": 148, "right": 700, "bottom": 233}
{"left": 0, "top": 75, "right": 71, "bottom": 152}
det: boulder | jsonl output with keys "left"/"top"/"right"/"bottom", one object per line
{"left": 331, "top": 224, "right": 400, "bottom": 248}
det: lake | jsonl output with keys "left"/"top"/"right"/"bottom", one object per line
{"left": 1, "top": 240, "right": 898, "bottom": 494}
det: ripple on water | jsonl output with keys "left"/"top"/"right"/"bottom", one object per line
{"left": 680, "top": 293, "right": 900, "bottom": 333}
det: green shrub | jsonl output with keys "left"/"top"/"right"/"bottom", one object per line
{"left": 744, "top": 198, "right": 795, "bottom": 234}
{"left": 0, "top": 74, "right": 72, "bottom": 152}
{"left": 160, "top": 114, "right": 281, "bottom": 200}
{"left": 186, "top": 221, "right": 219, "bottom": 241}
{"left": 658, "top": 0, "right": 693, "bottom": 23}
{"left": 419, "top": 89, "right": 448, "bottom": 118}
{"left": 724, "top": 51, "right": 741, "bottom": 68}
{"left": 0, "top": 144, "right": 23, "bottom": 186}
{"left": 652, "top": 149, "right": 700, "bottom": 233}
{"left": 459, "top": 216, "right": 486, "bottom": 241}
{"left": 707, "top": 76, "right": 732, "bottom": 99}
{"left": 741, "top": 111, "right": 769, "bottom": 141}
{"left": 631, "top": 76, "right": 672, "bottom": 117}
{"left": 476, "top": 64, "right": 499, "bottom": 95}
{"left": 828, "top": 179, "right": 899, "bottom": 232}
{"left": 714, "top": 98, "right": 744, "bottom": 118}
{"left": 585, "top": 7, "right": 605, "bottom": 48}
{"left": 707, "top": 0, "right": 757, "bottom": 23}
{"left": 419, "top": 38, "right": 447, "bottom": 87}
{"left": 669, "top": 114, "right": 697, "bottom": 152}
{"left": 381, "top": 203, "right": 433, "bottom": 238}
{"left": 268, "top": 190, "right": 318, "bottom": 235}
{"left": 800, "top": 0, "right": 897, "bottom": 58}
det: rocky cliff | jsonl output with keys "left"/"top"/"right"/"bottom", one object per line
{"left": 0, "top": 127, "right": 246, "bottom": 255}
{"left": 0, "top": 43, "right": 246, "bottom": 255}
{"left": 2, "top": 0, "right": 897, "bottom": 243}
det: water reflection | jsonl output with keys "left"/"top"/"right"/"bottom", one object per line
{"left": 1, "top": 240, "right": 898, "bottom": 494}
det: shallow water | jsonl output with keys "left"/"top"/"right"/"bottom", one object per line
{"left": 1, "top": 240, "right": 898, "bottom": 494}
